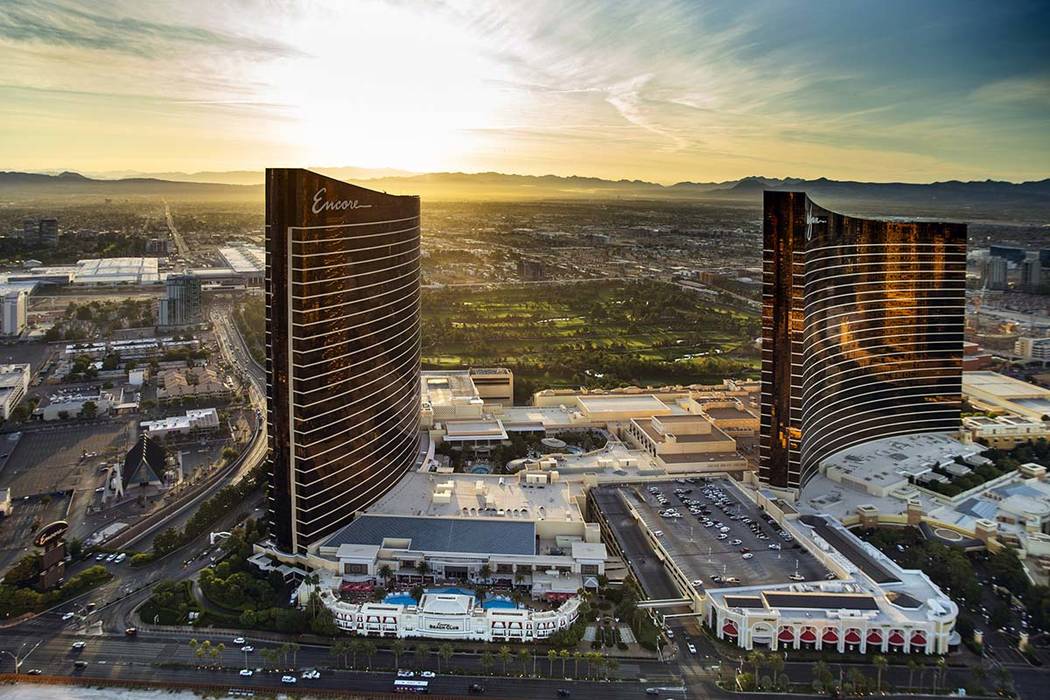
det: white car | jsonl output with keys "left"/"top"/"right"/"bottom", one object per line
{"left": 664, "top": 628, "right": 674, "bottom": 639}
{"left": 716, "top": 533, "right": 728, "bottom": 540}
{"left": 653, "top": 530, "right": 663, "bottom": 537}
{"left": 686, "top": 642, "right": 697, "bottom": 654}
{"left": 281, "top": 675, "right": 297, "bottom": 684}
{"left": 105, "top": 553, "right": 117, "bottom": 562}
{"left": 768, "top": 543, "right": 781, "bottom": 550}
{"left": 742, "top": 552, "right": 754, "bottom": 560}
{"left": 239, "top": 669, "right": 254, "bottom": 677}
{"left": 301, "top": 670, "right": 321, "bottom": 680}
{"left": 233, "top": 637, "right": 246, "bottom": 645}
{"left": 71, "top": 641, "right": 86, "bottom": 649}
{"left": 420, "top": 671, "right": 436, "bottom": 678}
{"left": 241, "top": 645, "right": 254, "bottom": 653}
{"left": 114, "top": 553, "right": 126, "bottom": 564}
{"left": 397, "top": 670, "right": 416, "bottom": 678}
{"left": 789, "top": 573, "right": 805, "bottom": 582}
{"left": 691, "top": 579, "right": 703, "bottom": 588}
{"left": 62, "top": 612, "right": 75, "bottom": 621}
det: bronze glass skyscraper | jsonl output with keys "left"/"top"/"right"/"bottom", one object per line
{"left": 266, "top": 169, "right": 421, "bottom": 554}
{"left": 759, "top": 192, "right": 966, "bottom": 489}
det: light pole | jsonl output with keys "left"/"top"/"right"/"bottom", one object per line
{"left": 1, "top": 641, "right": 43, "bottom": 675}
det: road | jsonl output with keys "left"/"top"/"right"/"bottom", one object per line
{"left": 163, "top": 201, "right": 190, "bottom": 260}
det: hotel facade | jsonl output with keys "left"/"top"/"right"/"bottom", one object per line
{"left": 760, "top": 192, "right": 966, "bottom": 489}
{"left": 265, "top": 169, "right": 422, "bottom": 554}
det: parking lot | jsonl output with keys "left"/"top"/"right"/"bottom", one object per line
{"left": 0, "top": 420, "right": 136, "bottom": 498}
{"left": 626, "top": 477, "right": 829, "bottom": 590}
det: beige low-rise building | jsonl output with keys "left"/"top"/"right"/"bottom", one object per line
{"left": 963, "top": 414, "right": 1050, "bottom": 448}
{"left": 156, "top": 366, "right": 229, "bottom": 402}
{"left": 623, "top": 414, "right": 745, "bottom": 472}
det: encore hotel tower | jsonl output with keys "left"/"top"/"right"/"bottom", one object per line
{"left": 266, "top": 169, "right": 422, "bottom": 554}
{"left": 760, "top": 191, "right": 966, "bottom": 490}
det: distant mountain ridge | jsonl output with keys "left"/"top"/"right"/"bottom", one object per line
{"left": 2, "top": 169, "right": 1048, "bottom": 221}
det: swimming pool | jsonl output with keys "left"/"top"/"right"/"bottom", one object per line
{"left": 482, "top": 597, "right": 518, "bottom": 609}
{"left": 427, "top": 586, "right": 474, "bottom": 597}
{"left": 384, "top": 594, "right": 418, "bottom": 606}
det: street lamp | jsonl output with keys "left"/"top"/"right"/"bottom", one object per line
{"left": 0, "top": 641, "right": 43, "bottom": 674}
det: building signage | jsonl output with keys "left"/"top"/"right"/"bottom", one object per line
{"left": 428, "top": 621, "right": 461, "bottom": 631}
{"left": 311, "top": 187, "right": 372, "bottom": 215}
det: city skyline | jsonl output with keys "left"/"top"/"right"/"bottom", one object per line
{"left": 1, "top": 1, "right": 1048, "bottom": 183}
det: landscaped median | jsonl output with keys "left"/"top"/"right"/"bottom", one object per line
{"left": 0, "top": 562, "right": 112, "bottom": 619}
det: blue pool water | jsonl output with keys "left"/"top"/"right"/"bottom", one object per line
{"left": 384, "top": 594, "right": 418, "bottom": 605}
{"left": 482, "top": 597, "right": 518, "bottom": 609}
{"left": 427, "top": 587, "right": 474, "bottom": 596}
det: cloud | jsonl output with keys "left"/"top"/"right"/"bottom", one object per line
{"left": 0, "top": 0, "right": 302, "bottom": 58}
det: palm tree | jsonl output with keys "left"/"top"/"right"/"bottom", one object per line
{"left": 747, "top": 650, "right": 764, "bottom": 679}
{"left": 498, "top": 645, "right": 512, "bottom": 675}
{"left": 573, "top": 651, "right": 582, "bottom": 678}
{"left": 813, "top": 660, "right": 832, "bottom": 693}
{"left": 261, "top": 647, "right": 278, "bottom": 670}
{"left": 438, "top": 643, "right": 454, "bottom": 673}
{"left": 392, "top": 640, "right": 406, "bottom": 669}
{"left": 766, "top": 653, "right": 784, "bottom": 682}
{"left": 215, "top": 642, "right": 225, "bottom": 666}
{"left": 289, "top": 642, "right": 300, "bottom": 669}
{"left": 907, "top": 659, "right": 919, "bottom": 692}
{"left": 518, "top": 649, "right": 530, "bottom": 676}
{"left": 330, "top": 641, "right": 349, "bottom": 668}
{"left": 559, "top": 649, "right": 570, "bottom": 677}
{"left": 479, "top": 563, "right": 492, "bottom": 581}
{"left": 606, "top": 657, "right": 619, "bottom": 680}
{"left": 379, "top": 564, "right": 393, "bottom": 588}
{"left": 547, "top": 649, "right": 558, "bottom": 677}
{"left": 363, "top": 640, "right": 377, "bottom": 670}
{"left": 936, "top": 657, "right": 948, "bottom": 694}
{"left": 417, "top": 560, "right": 430, "bottom": 580}
{"left": 480, "top": 651, "right": 495, "bottom": 675}
{"left": 350, "top": 639, "right": 366, "bottom": 669}
{"left": 873, "top": 654, "right": 888, "bottom": 692}
{"left": 415, "top": 642, "right": 430, "bottom": 668}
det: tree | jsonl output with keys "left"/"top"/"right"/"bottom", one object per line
{"left": 746, "top": 650, "right": 764, "bottom": 680}
{"left": 813, "top": 660, "right": 833, "bottom": 694}
{"left": 572, "top": 650, "right": 582, "bottom": 678}
{"left": 935, "top": 657, "right": 948, "bottom": 694}
{"left": 498, "top": 645, "right": 512, "bottom": 675}
{"left": 438, "top": 643, "right": 454, "bottom": 673}
{"left": 415, "top": 642, "right": 430, "bottom": 668}
{"left": 479, "top": 563, "right": 492, "bottom": 581}
{"left": 379, "top": 564, "right": 393, "bottom": 588}
{"left": 518, "top": 648, "right": 530, "bottom": 676}
{"left": 391, "top": 639, "right": 406, "bottom": 669}
{"left": 873, "top": 654, "right": 888, "bottom": 692}
{"left": 559, "top": 649, "right": 570, "bottom": 677}
{"left": 765, "top": 652, "right": 784, "bottom": 682}
{"left": 79, "top": 401, "right": 97, "bottom": 419}
{"left": 330, "top": 641, "right": 350, "bottom": 668}
{"left": 907, "top": 659, "right": 919, "bottom": 692}
{"left": 362, "top": 640, "right": 377, "bottom": 670}
{"left": 416, "top": 560, "right": 430, "bottom": 579}
{"left": 350, "top": 639, "right": 366, "bottom": 669}
{"left": 480, "top": 651, "right": 495, "bottom": 675}
{"left": 547, "top": 649, "right": 558, "bottom": 677}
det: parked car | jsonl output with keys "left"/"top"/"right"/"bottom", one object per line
{"left": 420, "top": 671, "right": 436, "bottom": 678}
{"left": 397, "top": 670, "right": 416, "bottom": 678}
{"left": 686, "top": 642, "right": 697, "bottom": 654}
{"left": 281, "top": 675, "right": 297, "bottom": 684}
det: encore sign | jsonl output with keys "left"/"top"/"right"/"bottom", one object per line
{"left": 312, "top": 187, "right": 373, "bottom": 214}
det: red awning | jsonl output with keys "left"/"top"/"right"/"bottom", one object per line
{"left": 778, "top": 628, "right": 795, "bottom": 642}
{"left": 911, "top": 632, "right": 927, "bottom": 646}
{"left": 723, "top": 621, "right": 738, "bottom": 636}
{"left": 889, "top": 631, "right": 906, "bottom": 646}
{"left": 800, "top": 629, "right": 817, "bottom": 643}
{"left": 823, "top": 629, "right": 839, "bottom": 643}
{"left": 867, "top": 630, "right": 883, "bottom": 644}
{"left": 845, "top": 629, "right": 862, "bottom": 644}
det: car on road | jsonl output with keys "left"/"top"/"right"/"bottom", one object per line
{"left": 691, "top": 579, "right": 703, "bottom": 588}
{"left": 94, "top": 553, "right": 106, "bottom": 562}
{"left": 768, "top": 543, "right": 781, "bottom": 550}
{"left": 653, "top": 530, "right": 663, "bottom": 537}
{"left": 301, "top": 669, "right": 321, "bottom": 680}
{"left": 742, "top": 553, "right": 754, "bottom": 560}
{"left": 114, "top": 553, "right": 126, "bottom": 564}
{"left": 397, "top": 670, "right": 416, "bottom": 678}
{"left": 105, "top": 553, "right": 117, "bottom": 562}
{"left": 241, "top": 645, "right": 254, "bottom": 653}
{"left": 74, "top": 660, "right": 88, "bottom": 669}
{"left": 125, "top": 628, "right": 137, "bottom": 637}
{"left": 26, "top": 668, "right": 42, "bottom": 675}
{"left": 686, "top": 642, "right": 697, "bottom": 654}
{"left": 645, "top": 689, "right": 659, "bottom": 695}
{"left": 557, "top": 690, "right": 571, "bottom": 697}
{"left": 71, "top": 641, "right": 86, "bottom": 650}
{"left": 239, "top": 669, "right": 254, "bottom": 677}
{"left": 420, "top": 671, "right": 436, "bottom": 678}
{"left": 789, "top": 573, "right": 805, "bottom": 581}
{"left": 664, "top": 628, "right": 674, "bottom": 639}
{"left": 62, "top": 612, "right": 75, "bottom": 621}
{"left": 469, "top": 683, "right": 485, "bottom": 693}
{"left": 281, "top": 675, "right": 297, "bottom": 684}
{"left": 233, "top": 637, "right": 245, "bottom": 644}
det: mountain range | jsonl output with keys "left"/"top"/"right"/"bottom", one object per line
{"left": 2, "top": 169, "right": 1048, "bottom": 222}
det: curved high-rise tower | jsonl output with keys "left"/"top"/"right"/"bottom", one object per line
{"left": 760, "top": 191, "right": 966, "bottom": 490}
{"left": 266, "top": 168, "right": 422, "bottom": 554}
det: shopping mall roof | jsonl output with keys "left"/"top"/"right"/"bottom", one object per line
{"left": 324, "top": 514, "right": 536, "bottom": 556}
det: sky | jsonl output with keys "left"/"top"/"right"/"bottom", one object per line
{"left": 0, "top": 0, "right": 1048, "bottom": 184}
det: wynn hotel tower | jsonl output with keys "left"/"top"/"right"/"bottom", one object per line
{"left": 760, "top": 191, "right": 966, "bottom": 490}
{"left": 265, "top": 168, "right": 422, "bottom": 554}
